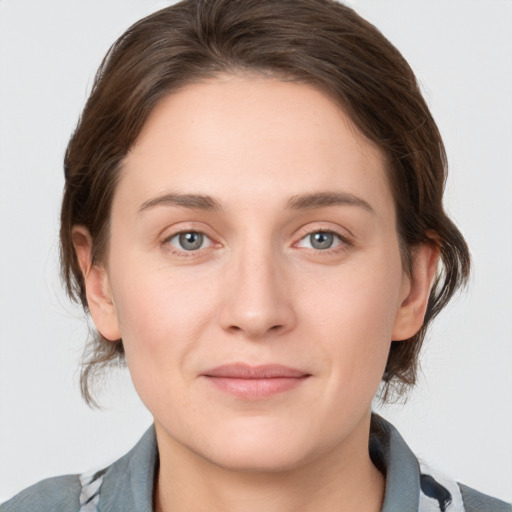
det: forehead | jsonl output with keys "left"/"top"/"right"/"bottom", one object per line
{"left": 119, "top": 75, "right": 392, "bottom": 216}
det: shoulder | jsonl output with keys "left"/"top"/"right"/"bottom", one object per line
{"left": 418, "top": 464, "right": 511, "bottom": 512}
{"left": 370, "top": 414, "right": 511, "bottom": 512}
{"left": 457, "top": 483, "right": 511, "bottom": 512}
{"left": 0, "top": 474, "right": 81, "bottom": 512}
{"left": 1, "top": 425, "right": 158, "bottom": 512}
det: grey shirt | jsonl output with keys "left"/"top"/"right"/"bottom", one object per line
{"left": 2, "top": 415, "right": 510, "bottom": 512}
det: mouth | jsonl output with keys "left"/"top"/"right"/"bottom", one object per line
{"left": 201, "top": 363, "right": 311, "bottom": 400}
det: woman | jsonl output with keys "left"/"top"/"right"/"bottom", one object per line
{"left": 2, "top": 1, "right": 510, "bottom": 511}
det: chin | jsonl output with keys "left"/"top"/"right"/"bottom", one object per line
{"left": 206, "top": 443, "right": 310, "bottom": 474}
{"left": 193, "top": 417, "right": 320, "bottom": 473}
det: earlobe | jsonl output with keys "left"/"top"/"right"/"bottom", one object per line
{"left": 72, "top": 226, "right": 121, "bottom": 341}
{"left": 391, "top": 241, "right": 440, "bottom": 341}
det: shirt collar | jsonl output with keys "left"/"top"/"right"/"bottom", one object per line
{"left": 370, "top": 413, "right": 421, "bottom": 511}
{"left": 99, "top": 415, "right": 421, "bottom": 512}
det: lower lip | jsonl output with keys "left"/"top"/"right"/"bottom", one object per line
{"left": 205, "top": 376, "right": 309, "bottom": 400}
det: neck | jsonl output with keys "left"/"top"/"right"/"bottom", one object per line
{"left": 153, "top": 416, "right": 385, "bottom": 512}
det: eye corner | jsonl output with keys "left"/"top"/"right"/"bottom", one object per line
{"left": 161, "top": 229, "right": 217, "bottom": 256}
{"left": 294, "top": 228, "right": 352, "bottom": 254}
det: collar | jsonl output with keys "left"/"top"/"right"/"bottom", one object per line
{"left": 370, "top": 414, "right": 421, "bottom": 511}
{"left": 96, "top": 415, "right": 422, "bottom": 511}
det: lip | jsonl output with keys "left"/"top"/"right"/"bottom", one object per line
{"left": 201, "top": 363, "right": 311, "bottom": 400}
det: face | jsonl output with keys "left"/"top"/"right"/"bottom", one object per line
{"left": 80, "top": 75, "right": 433, "bottom": 472}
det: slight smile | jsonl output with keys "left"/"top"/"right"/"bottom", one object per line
{"left": 202, "top": 363, "right": 311, "bottom": 400}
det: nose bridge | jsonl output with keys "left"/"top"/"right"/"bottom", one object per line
{"left": 220, "top": 235, "right": 295, "bottom": 338}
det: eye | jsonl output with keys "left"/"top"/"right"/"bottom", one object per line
{"left": 296, "top": 230, "right": 344, "bottom": 250}
{"left": 166, "top": 231, "right": 211, "bottom": 251}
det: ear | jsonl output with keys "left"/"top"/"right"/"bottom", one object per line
{"left": 72, "top": 226, "right": 121, "bottom": 341}
{"left": 392, "top": 240, "right": 440, "bottom": 341}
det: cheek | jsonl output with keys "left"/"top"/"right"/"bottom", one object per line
{"left": 299, "top": 254, "right": 403, "bottom": 383}
{"left": 108, "top": 267, "right": 224, "bottom": 422}
{"left": 109, "top": 262, "right": 220, "bottom": 368}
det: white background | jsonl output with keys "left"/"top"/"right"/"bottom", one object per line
{"left": 1, "top": 0, "right": 511, "bottom": 504}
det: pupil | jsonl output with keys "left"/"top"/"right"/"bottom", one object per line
{"left": 311, "top": 232, "right": 333, "bottom": 249}
{"left": 179, "top": 232, "right": 203, "bottom": 250}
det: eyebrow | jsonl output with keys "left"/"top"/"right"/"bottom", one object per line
{"left": 286, "top": 191, "right": 374, "bottom": 213}
{"left": 138, "top": 193, "right": 222, "bottom": 213}
{"left": 138, "top": 191, "right": 374, "bottom": 214}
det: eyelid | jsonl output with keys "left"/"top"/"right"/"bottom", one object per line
{"left": 160, "top": 224, "right": 220, "bottom": 256}
{"left": 166, "top": 231, "right": 212, "bottom": 250}
{"left": 292, "top": 225, "right": 353, "bottom": 252}
{"left": 296, "top": 231, "right": 343, "bottom": 248}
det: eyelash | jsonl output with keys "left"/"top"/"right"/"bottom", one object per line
{"left": 161, "top": 228, "right": 351, "bottom": 257}
{"left": 162, "top": 230, "right": 215, "bottom": 257}
{"left": 294, "top": 229, "right": 350, "bottom": 254}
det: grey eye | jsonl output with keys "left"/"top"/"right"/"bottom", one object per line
{"left": 309, "top": 231, "right": 335, "bottom": 250}
{"left": 296, "top": 230, "right": 344, "bottom": 251}
{"left": 173, "top": 231, "right": 205, "bottom": 251}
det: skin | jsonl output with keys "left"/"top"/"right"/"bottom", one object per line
{"left": 74, "top": 75, "right": 438, "bottom": 512}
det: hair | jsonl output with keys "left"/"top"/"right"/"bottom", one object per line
{"left": 60, "top": 0, "right": 470, "bottom": 406}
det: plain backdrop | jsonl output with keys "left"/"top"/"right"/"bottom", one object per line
{"left": 0, "top": 0, "right": 511, "bottom": 504}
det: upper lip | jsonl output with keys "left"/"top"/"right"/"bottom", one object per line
{"left": 202, "top": 363, "right": 309, "bottom": 379}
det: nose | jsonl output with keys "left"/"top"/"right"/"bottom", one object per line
{"left": 219, "top": 247, "right": 297, "bottom": 340}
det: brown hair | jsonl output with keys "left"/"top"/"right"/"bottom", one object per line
{"left": 60, "top": 0, "right": 470, "bottom": 406}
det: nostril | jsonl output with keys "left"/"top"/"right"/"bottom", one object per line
{"left": 226, "top": 323, "right": 283, "bottom": 336}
